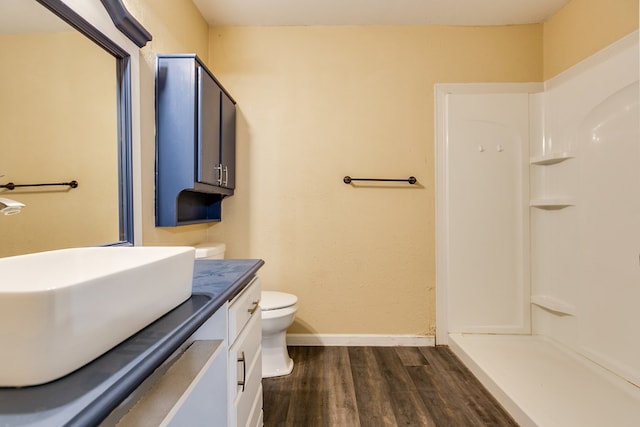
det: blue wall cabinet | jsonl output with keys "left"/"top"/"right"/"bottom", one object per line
{"left": 155, "top": 55, "right": 236, "bottom": 226}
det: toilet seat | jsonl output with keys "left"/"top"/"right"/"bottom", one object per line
{"left": 261, "top": 291, "right": 297, "bottom": 311}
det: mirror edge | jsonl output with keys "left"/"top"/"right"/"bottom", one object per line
{"left": 34, "top": 0, "right": 147, "bottom": 247}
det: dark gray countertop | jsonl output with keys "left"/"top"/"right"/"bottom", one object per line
{"left": 0, "top": 259, "right": 264, "bottom": 427}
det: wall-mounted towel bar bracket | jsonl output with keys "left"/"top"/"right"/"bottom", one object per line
{"left": 343, "top": 176, "right": 417, "bottom": 184}
{"left": 0, "top": 180, "right": 79, "bottom": 190}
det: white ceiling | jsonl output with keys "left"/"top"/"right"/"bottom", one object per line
{"left": 192, "top": 0, "right": 572, "bottom": 27}
{"left": 0, "top": 0, "right": 574, "bottom": 34}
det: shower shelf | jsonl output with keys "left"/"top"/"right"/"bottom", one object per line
{"left": 530, "top": 152, "right": 575, "bottom": 166}
{"left": 531, "top": 295, "right": 576, "bottom": 316}
{"left": 530, "top": 198, "right": 576, "bottom": 209}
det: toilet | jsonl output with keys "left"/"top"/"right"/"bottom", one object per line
{"left": 260, "top": 291, "right": 298, "bottom": 378}
{"left": 194, "top": 243, "right": 298, "bottom": 378}
{"left": 193, "top": 242, "right": 226, "bottom": 260}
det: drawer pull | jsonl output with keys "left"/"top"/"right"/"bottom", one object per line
{"left": 237, "top": 351, "right": 246, "bottom": 392}
{"left": 247, "top": 300, "right": 260, "bottom": 315}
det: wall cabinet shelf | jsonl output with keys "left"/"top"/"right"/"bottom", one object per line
{"left": 530, "top": 152, "right": 575, "bottom": 165}
{"left": 155, "top": 54, "right": 236, "bottom": 226}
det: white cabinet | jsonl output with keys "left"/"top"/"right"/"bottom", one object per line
{"left": 115, "top": 340, "right": 227, "bottom": 426}
{"left": 112, "top": 306, "right": 228, "bottom": 427}
{"left": 110, "top": 277, "right": 263, "bottom": 427}
{"left": 227, "top": 277, "right": 263, "bottom": 427}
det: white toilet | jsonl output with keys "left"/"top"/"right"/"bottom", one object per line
{"left": 260, "top": 291, "right": 298, "bottom": 378}
{"left": 194, "top": 243, "right": 298, "bottom": 378}
{"left": 194, "top": 242, "right": 226, "bottom": 260}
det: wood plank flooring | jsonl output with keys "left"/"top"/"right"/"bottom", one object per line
{"left": 262, "top": 346, "right": 518, "bottom": 427}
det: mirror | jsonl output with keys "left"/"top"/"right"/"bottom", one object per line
{"left": 0, "top": 0, "right": 149, "bottom": 257}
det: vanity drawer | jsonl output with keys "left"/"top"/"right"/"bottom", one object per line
{"left": 228, "top": 276, "right": 261, "bottom": 341}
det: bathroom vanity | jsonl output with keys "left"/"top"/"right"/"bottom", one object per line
{"left": 0, "top": 259, "right": 264, "bottom": 427}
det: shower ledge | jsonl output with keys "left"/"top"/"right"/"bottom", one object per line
{"left": 530, "top": 152, "right": 575, "bottom": 166}
{"left": 530, "top": 198, "right": 575, "bottom": 209}
{"left": 530, "top": 295, "right": 576, "bottom": 316}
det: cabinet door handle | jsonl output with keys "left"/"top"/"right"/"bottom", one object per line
{"left": 247, "top": 300, "right": 260, "bottom": 315}
{"left": 223, "top": 165, "right": 228, "bottom": 187}
{"left": 237, "top": 351, "right": 246, "bottom": 392}
{"left": 214, "top": 164, "right": 223, "bottom": 186}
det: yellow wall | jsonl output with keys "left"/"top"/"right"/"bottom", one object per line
{"left": 0, "top": 32, "right": 118, "bottom": 257}
{"left": 123, "top": 0, "right": 213, "bottom": 246}
{"left": 543, "top": 0, "right": 638, "bottom": 79}
{"left": 206, "top": 25, "right": 542, "bottom": 335}
{"left": 125, "top": 0, "right": 636, "bottom": 336}
{"left": 7, "top": 0, "right": 632, "bottom": 335}
{"left": 1, "top": 0, "right": 213, "bottom": 256}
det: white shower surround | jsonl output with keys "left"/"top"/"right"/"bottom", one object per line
{"left": 436, "top": 31, "right": 640, "bottom": 426}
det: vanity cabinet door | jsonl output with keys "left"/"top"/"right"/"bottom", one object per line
{"left": 227, "top": 276, "right": 262, "bottom": 427}
{"left": 228, "top": 313, "right": 262, "bottom": 427}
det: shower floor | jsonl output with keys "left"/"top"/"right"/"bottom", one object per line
{"left": 448, "top": 333, "right": 640, "bottom": 427}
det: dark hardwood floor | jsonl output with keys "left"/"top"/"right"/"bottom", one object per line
{"left": 263, "top": 346, "right": 518, "bottom": 427}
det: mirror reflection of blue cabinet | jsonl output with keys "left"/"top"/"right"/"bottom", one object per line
{"left": 155, "top": 55, "right": 236, "bottom": 226}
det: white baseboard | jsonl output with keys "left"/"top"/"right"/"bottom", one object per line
{"left": 286, "top": 334, "right": 435, "bottom": 347}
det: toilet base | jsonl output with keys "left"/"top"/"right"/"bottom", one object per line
{"left": 261, "top": 332, "right": 294, "bottom": 378}
{"left": 262, "top": 355, "right": 294, "bottom": 378}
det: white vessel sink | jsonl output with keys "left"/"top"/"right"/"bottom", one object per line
{"left": 0, "top": 246, "right": 195, "bottom": 387}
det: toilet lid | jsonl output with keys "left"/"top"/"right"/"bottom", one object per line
{"left": 261, "top": 291, "right": 297, "bottom": 311}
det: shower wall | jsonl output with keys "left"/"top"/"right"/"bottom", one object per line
{"left": 439, "top": 32, "right": 639, "bottom": 388}
{"left": 531, "top": 32, "right": 639, "bottom": 387}
{"left": 439, "top": 89, "right": 533, "bottom": 335}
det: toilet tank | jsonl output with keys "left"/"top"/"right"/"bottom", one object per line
{"left": 194, "top": 243, "right": 226, "bottom": 260}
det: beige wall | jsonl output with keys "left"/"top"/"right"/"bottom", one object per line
{"left": 5, "top": 0, "right": 632, "bottom": 336}
{"left": 8, "top": 0, "right": 628, "bottom": 335}
{"left": 543, "top": 0, "right": 638, "bottom": 79}
{"left": 0, "top": 32, "right": 118, "bottom": 257}
{"left": 123, "top": 0, "right": 213, "bottom": 246}
{"left": 205, "top": 25, "right": 542, "bottom": 335}
{"left": 1, "top": 0, "right": 213, "bottom": 256}
{"left": 196, "top": 0, "right": 636, "bottom": 336}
